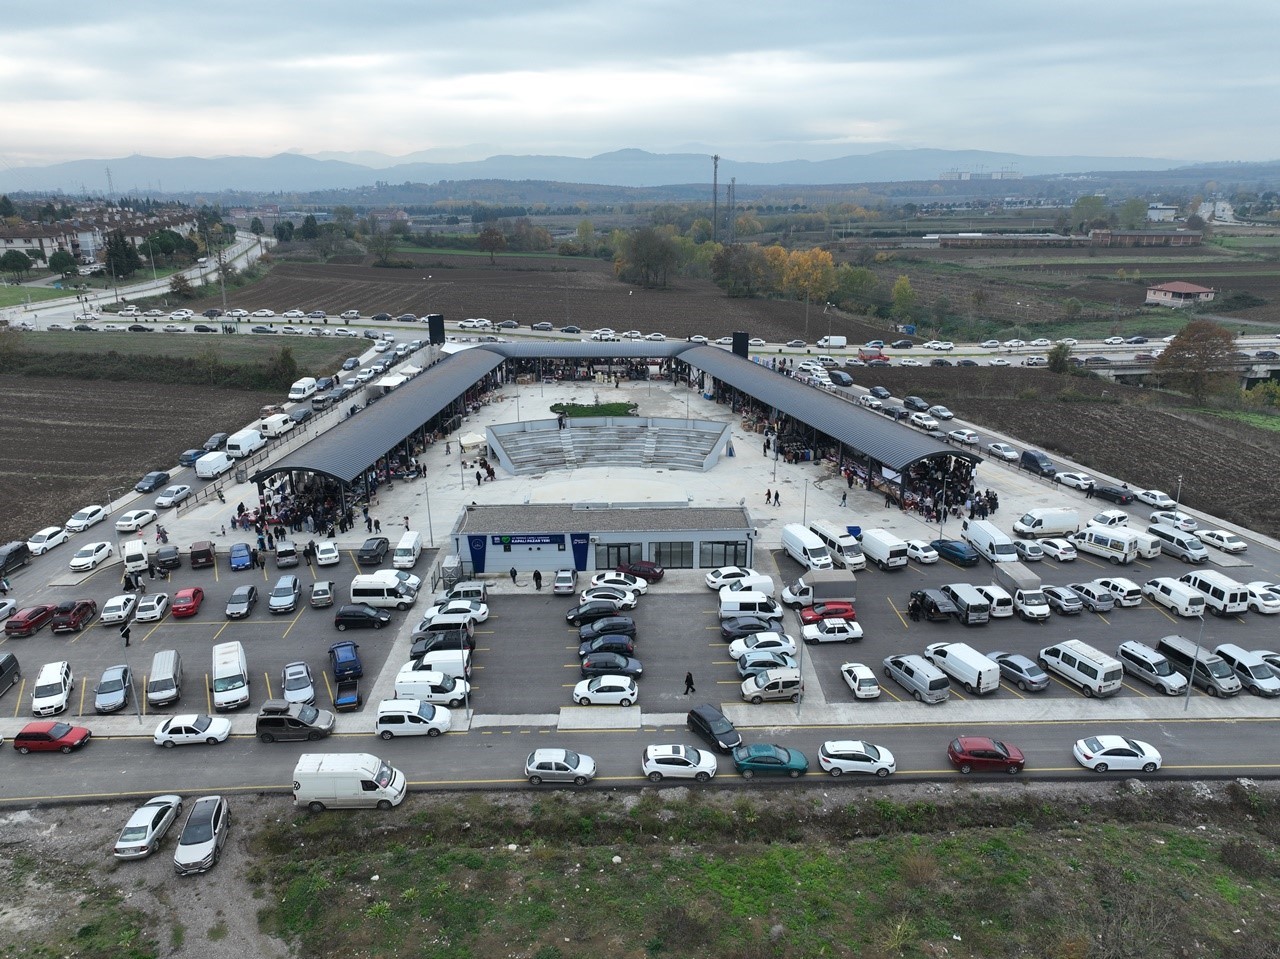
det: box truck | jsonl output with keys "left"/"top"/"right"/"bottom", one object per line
{"left": 291, "top": 753, "right": 407, "bottom": 811}
{"left": 993, "top": 562, "right": 1050, "bottom": 621}
{"left": 781, "top": 568, "right": 858, "bottom": 607}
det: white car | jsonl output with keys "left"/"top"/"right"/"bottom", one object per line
{"left": 27, "top": 526, "right": 70, "bottom": 555}
{"left": 1093, "top": 576, "right": 1143, "bottom": 607}
{"left": 281, "top": 661, "right": 316, "bottom": 705}
{"left": 748, "top": 337, "right": 766, "bottom": 347}
{"left": 1151, "top": 510, "right": 1197, "bottom": 531}
{"left": 100, "top": 594, "right": 138, "bottom": 625}
{"left": 1057, "top": 337, "right": 1079, "bottom": 346}
{"left": 1134, "top": 488, "right": 1175, "bottom": 508}
{"left": 948, "top": 429, "right": 979, "bottom": 445}
{"left": 704, "top": 566, "right": 759, "bottom": 590}
{"left": 314, "top": 540, "right": 341, "bottom": 566}
{"left": 578, "top": 586, "right": 639, "bottom": 610}
{"left": 589, "top": 572, "right": 648, "bottom": 595}
{"left": 1014, "top": 540, "right": 1044, "bottom": 562}
{"left": 1199, "top": 529, "right": 1247, "bottom": 554}
{"left": 333, "top": 327, "right": 356, "bottom": 336}
{"left": 1054, "top": 472, "right": 1094, "bottom": 490}
{"left": 340, "top": 310, "right": 361, "bottom": 320}
{"left": 645, "top": 332, "right": 667, "bottom": 341}
{"left": 162, "top": 324, "right": 185, "bottom": 333}
{"left": 839, "top": 663, "right": 881, "bottom": 699}
{"left": 1030, "top": 338, "right": 1052, "bottom": 347}
{"left": 251, "top": 309, "right": 275, "bottom": 317}
{"left": 0, "top": 599, "right": 15, "bottom": 620}
{"left": 282, "top": 309, "right": 306, "bottom": 318}
{"left": 154, "top": 485, "right": 192, "bottom": 509}
{"left": 980, "top": 339, "right": 1000, "bottom": 349}
{"left": 572, "top": 675, "right": 638, "bottom": 706}
{"left": 818, "top": 740, "right": 896, "bottom": 778}
{"left": 1103, "top": 336, "right": 1124, "bottom": 345}
{"left": 69, "top": 541, "right": 113, "bottom": 571}
{"left": 931, "top": 341, "right": 954, "bottom": 351}
{"left": 168, "top": 310, "right": 192, "bottom": 320}
{"left": 727, "top": 631, "right": 798, "bottom": 660}
{"left": 134, "top": 593, "right": 170, "bottom": 622}
{"left": 899, "top": 357, "right": 924, "bottom": 367}
{"left": 986, "top": 442, "right": 1018, "bottom": 461}
{"left": 1072, "top": 735, "right": 1161, "bottom": 773}
{"left": 1245, "top": 583, "right": 1280, "bottom": 614}
{"left": 688, "top": 335, "right": 708, "bottom": 345}
{"left": 623, "top": 330, "right": 643, "bottom": 339}
{"left": 1003, "top": 339, "right": 1025, "bottom": 348}
{"left": 375, "top": 699, "right": 452, "bottom": 738}
{"left": 153, "top": 714, "right": 232, "bottom": 748}
{"left": 988, "top": 358, "right": 1011, "bottom": 366}
{"left": 802, "top": 619, "right": 864, "bottom": 644}
{"left": 65, "top": 505, "right": 107, "bottom": 531}
{"left": 421, "top": 599, "right": 489, "bottom": 623}
{"left": 641, "top": 744, "right": 717, "bottom": 782}
{"left": 1038, "top": 538, "right": 1077, "bottom": 562}
{"left": 908, "top": 412, "right": 939, "bottom": 430}
{"left": 905, "top": 540, "right": 938, "bottom": 564}
{"left": 115, "top": 509, "right": 158, "bottom": 532}
{"left": 226, "top": 308, "right": 249, "bottom": 318}
{"left": 281, "top": 325, "right": 304, "bottom": 336}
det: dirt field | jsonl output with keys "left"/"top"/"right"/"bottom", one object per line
{"left": 0, "top": 376, "right": 275, "bottom": 544}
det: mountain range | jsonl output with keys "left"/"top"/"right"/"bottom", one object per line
{"left": 0, "top": 148, "right": 1185, "bottom": 196}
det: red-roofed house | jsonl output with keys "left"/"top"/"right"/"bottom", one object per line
{"left": 1145, "top": 282, "right": 1216, "bottom": 308}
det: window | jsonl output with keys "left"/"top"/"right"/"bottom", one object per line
{"left": 653, "top": 541, "right": 693, "bottom": 569}
{"left": 599, "top": 543, "right": 641, "bottom": 569}
{"left": 700, "top": 541, "right": 749, "bottom": 569}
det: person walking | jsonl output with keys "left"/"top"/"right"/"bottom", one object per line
{"left": 403, "top": 515, "right": 410, "bottom": 530}
{"left": 765, "top": 488, "right": 771, "bottom": 505}
{"left": 840, "top": 491, "right": 847, "bottom": 507}
{"left": 509, "top": 566, "right": 518, "bottom": 585}
{"left": 684, "top": 671, "right": 696, "bottom": 695}
{"left": 533, "top": 570, "right": 543, "bottom": 591}
{"left": 773, "top": 490, "right": 780, "bottom": 507}
{"left": 476, "top": 470, "right": 483, "bottom": 487}
{"left": 373, "top": 518, "right": 381, "bottom": 534}
{"left": 365, "top": 515, "right": 373, "bottom": 533}
{"left": 121, "top": 623, "right": 131, "bottom": 648}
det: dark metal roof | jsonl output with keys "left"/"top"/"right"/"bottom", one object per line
{"left": 678, "top": 346, "right": 976, "bottom": 472}
{"left": 251, "top": 349, "right": 503, "bottom": 484}
{"left": 477, "top": 341, "right": 689, "bottom": 361}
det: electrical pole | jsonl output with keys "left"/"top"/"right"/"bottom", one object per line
{"left": 712, "top": 154, "right": 719, "bottom": 244}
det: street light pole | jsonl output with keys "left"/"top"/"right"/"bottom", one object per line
{"left": 1184, "top": 613, "right": 1206, "bottom": 712}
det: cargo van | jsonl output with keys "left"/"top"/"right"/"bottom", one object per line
{"left": 723, "top": 574, "right": 776, "bottom": 596}
{"left": 1156, "top": 634, "right": 1241, "bottom": 697}
{"left": 292, "top": 753, "right": 407, "bottom": 811}
{"left": 210, "top": 641, "right": 250, "bottom": 711}
{"left": 1117, "top": 640, "right": 1187, "bottom": 695}
{"left": 1146, "top": 523, "right": 1208, "bottom": 564}
{"left": 940, "top": 583, "right": 990, "bottom": 626}
{"left": 1130, "top": 528, "right": 1162, "bottom": 560}
{"left": 808, "top": 522, "right": 866, "bottom": 571}
{"left": 924, "top": 642, "right": 1000, "bottom": 695}
{"left": 146, "top": 650, "right": 183, "bottom": 707}
{"left": 259, "top": 413, "right": 295, "bottom": 438}
{"left": 860, "top": 528, "right": 909, "bottom": 571}
{"left": 974, "top": 583, "right": 1014, "bottom": 618}
{"left": 123, "top": 540, "right": 149, "bottom": 574}
{"left": 393, "top": 530, "right": 422, "bottom": 569}
{"left": 1213, "top": 644, "right": 1280, "bottom": 697}
{"left": 1141, "top": 577, "right": 1205, "bottom": 617}
{"left": 1070, "top": 527, "right": 1138, "bottom": 565}
{"left": 288, "top": 377, "right": 318, "bottom": 401}
{"left": 817, "top": 334, "right": 847, "bottom": 349}
{"left": 1038, "top": 640, "right": 1124, "bottom": 697}
{"left": 960, "top": 519, "right": 1017, "bottom": 564}
{"left": 882, "top": 654, "right": 951, "bottom": 704}
{"left": 194, "top": 450, "right": 234, "bottom": 479}
{"left": 226, "top": 428, "right": 266, "bottom": 459}
{"left": 717, "top": 589, "right": 784, "bottom": 622}
{"left": 1179, "top": 570, "right": 1248, "bottom": 617}
{"left": 412, "top": 649, "right": 472, "bottom": 680}
{"left": 780, "top": 524, "right": 833, "bottom": 570}
{"left": 351, "top": 573, "right": 417, "bottom": 610}
{"left": 393, "top": 668, "right": 471, "bottom": 707}
{"left": 1012, "top": 507, "right": 1078, "bottom": 538}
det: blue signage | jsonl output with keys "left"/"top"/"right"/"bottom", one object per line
{"left": 491, "top": 534, "right": 565, "bottom": 546}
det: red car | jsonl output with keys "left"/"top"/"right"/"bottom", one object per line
{"left": 946, "top": 736, "right": 1025, "bottom": 775}
{"left": 171, "top": 587, "right": 205, "bottom": 618}
{"left": 50, "top": 599, "right": 98, "bottom": 633}
{"left": 4, "top": 604, "right": 56, "bottom": 638}
{"left": 615, "top": 560, "right": 664, "bottom": 582}
{"left": 13, "top": 721, "right": 92, "bottom": 754}
{"left": 798, "top": 601, "right": 857, "bottom": 625}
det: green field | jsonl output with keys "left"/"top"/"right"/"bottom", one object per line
{"left": 0, "top": 285, "right": 76, "bottom": 309}
{"left": 25, "top": 329, "right": 359, "bottom": 369}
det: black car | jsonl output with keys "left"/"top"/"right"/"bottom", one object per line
{"left": 577, "top": 616, "right": 637, "bottom": 641}
{"left": 74, "top": 324, "right": 95, "bottom": 331}
{"left": 395, "top": 314, "right": 417, "bottom": 323}
{"left": 1124, "top": 336, "right": 1148, "bottom": 345}
{"left": 371, "top": 313, "right": 393, "bottom": 322}
{"left": 193, "top": 324, "right": 217, "bottom": 333}
{"left": 288, "top": 407, "right": 313, "bottom": 424}
{"left": 565, "top": 601, "right": 622, "bottom": 626}
{"left": 1094, "top": 485, "right": 1134, "bottom": 505}
{"left": 154, "top": 545, "right": 182, "bottom": 570}
{"left": 890, "top": 339, "right": 914, "bottom": 349}
{"left": 532, "top": 322, "right": 553, "bottom": 331}
{"left": 560, "top": 325, "right": 582, "bottom": 334}
{"left": 720, "top": 615, "right": 776, "bottom": 641}
{"left": 957, "top": 359, "right": 979, "bottom": 367}
{"left": 869, "top": 386, "right": 892, "bottom": 400}
{"left": 929, "top": 358, "right": 953, "bottom": 367}
{"left": 409, "top": 629, "right": 476, "bottom": 659}
{"left": 929, "top": 539, "right": 981, "bottom": 567}
{"left": 250, "top": 325, "right": 275, "bottom": 334}
{"left": 178, "top": 448, "right": 205, "bottom": 467}
{"left": 356, "top": 536, "right": 389, "bottom": 565}
{"left": 203, "top": 308, "right": 223, "bottom": 318}
{"left": 134, "top": 470, "right": 171, "bottom": 493}
{"left": 687, "top": 703, "right": 742, "bottom": 754}
{"left": 882, "top": 405, "right": 911, "bottom": 421}
{"left": 341, "top": 357, "right": 360, "bottom": 371}
{"left": 580, "top": 652, "right": 644, "bottom": 678}
{"left": 828, "top": 371, "right": 853, "bottom": 387}
{"left": 903, "top": 395, "right": 930, "bottom": 412}
{"left": 127, "top": 324, "right": 152, "bottom": 333}
{"left": 334, "top": 603, "right": 391, "bottom": 630}
{"left": 910, "top": 588, "right": 958, "bottom": 621}
{"left": 363, "top": 330, "right": 380, "bottom": 340}
{"left": 316, "top": 376, "right": 336, "bottom": 391}
{"left": 1256, "top": 350, "right": 1280, "bottom": 360}
{"left": 578, "top": 635, "right": 636, "bottom": 658}
{"left": 866, "top": 359, "right": 890, "bottom": 367}
{"left": 203, "top": 432, "right": 229, "bottom": 451}
{"left": 498, "top": 320, "right": 519, "bottom": 329}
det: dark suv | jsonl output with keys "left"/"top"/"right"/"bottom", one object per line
{"left": 255, "top": 700, "right": 336, "bottom": 743}
{"left": 687, "top": 703, "right": 743, "bottom": 754}
{"left": 903, "top": 396, "right": 930, "bottom": 412}
{"left": 356, "top": 536, "right": 389, "bottom": 565}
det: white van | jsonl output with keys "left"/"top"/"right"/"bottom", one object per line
{"left": 1038, "top": 640, "right": 1123, "bottom": 697}
{"left": 723, "top": 574, "right": 776, "bottom": 596}
{"left": 393, "top": 669, "right": 470, "bottom": 707}
{"left": 1012, "top": 507, "right": 1079, "bottom": 538}
{"left": 974, "top": 583, "right": 1014, "bottom": 618}
{"left": 146, "top": 649, "right": 183, "bottom": 707}
{"left": 292, "top": 753, "right": 407, "bottom": 811}
{"left": 961, "top": 519, "right": 1017, "bottom": 564}
{"left": 194, "top": 450, "right": 234, "bottom": 479}
{"left": 226, "top": 428, "right": 266, "bottom": 459}
{"left": 717, "top": 589, "right": 784, "bottom": 622}
{"left": 860, "top": 528, "right": 909, "bottom": 571}
{"left": 123, "top": 540, "right": 150, "bottom": 574}
{"left": 288, "top": 377, "right": 318, "bottom": 401}
{"left": 1179, "top": 570, "right": 1248, "bottom": 617}
{"left": 1146, "top": 523, "right": 1208, "bottom": 564}
{"left": 808, "top": 521, "right": 866, "bottom": 571}
{"left": 923, "top": 642, "right": 1000, "bottom": 695}
{"left": 413, "top": 649, "right": 471, "bottom": 681}
{"left": 780, "top": 524, "right": 833, "bottom": 570}
{"left": 1069, "top": 527, "right": 1138, "bottom": 565}
{"left": 393, "top": 530, "right": 422, "bottom": 570}
{"left": 1129, "top": 528, "right": 1162, "bottom": 560}
{"left": 210, "top": 641, "right": 250, "bottom": 711}
{"left": 259, "top": 413, "right": 296, "bottom": 438}
{"left": 350, "top": 573, "right": 417, "bottom": 610}
{"left": 1142, "top": 577, "right": 1205, "bottom": 617}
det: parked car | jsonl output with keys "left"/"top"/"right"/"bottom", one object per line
{"left": 356, "top": 536, "right": 390, "bottom": 565}
{"left": 171, "top": 587, "right": 205, "bottom": 618}
{"left": 334, "top": 604, "right": 391, "bottom": 630}
{"left": 12, "top": 720, "right": 92, "bottom": 754}
{"left": 572, "top": 675, "right": 638, "bottom": 706}
{"left": 719, "top": 615, "right": 776, "bottom": 641}
{"left": 524, "top": 748, "right": 596, "bottom": 785}
{"left": 686, "top": 703, "right": 742, "bottom": 753}
{"left": 1042, "top": 585, "right": 1085, "bottom": 615}
{"left": 1200, "top": 530, "right": 1248, "bottom": 554}
{"left": 1094, "top": 485, "right": 1134, "bottom": 505}
{"left": 986, "top": 442, "right": 1018, "bottom": 461}
{"left": 797, "top": 601, "right": 857, "bottom": 624}
{"left": 988, "top": 651, "right": 1050, "bottom": 691}
{"left": 99, "top": 594, "right": 138, "bottom": 625}
{"left": 577, "top": 616, "right": 636, "bottom": 641}
{"left": 905, "top": 540, "right": 938, "bottom": 564}
{"left": 1038, "top": 538, "right": 1077, "bottom": 562}
{"left": 732, "top": 743, "right": 809, "bottom": 779}
{"left": 115, "top": 508, "right": 158, "bottom": 532}
{"left": 947, "top": 736, "right": 1025, "bottom": 774}
{"left": 172, "top": 795, "right": 230, "bottom": 875}
{"left": 930, "top": 539, "right": 980, "bottom": 566}
{"left": 154, "top": 485, "right": 192, "bottom": 508}
{"left": 153, "top": 713, "right": 232, "bottom": 748}
{"left": 1072, "top": 735, "right": 1161, "bottom": 773}
{"left": 65, "top": 504, "right": 107, "bottom": 531}
{"left": 114, "top": 795, "right": 184, "bottom": 860}
{"left": 134, "top": 593, "right": 170, "bottom": 622}
{"left": 68, "top": 541, "right": 113, "bottom": 571}
{"left": 839, "top": 662, "right": 881, "bottom": 699}
{"left": 641, "top": 744, "right": 717, "bottom": 782}
{"left": 93, "top": 664, "right": 132, "bottom": 713}
{"left": 579, "top": 652, "right": 644, "bottom": 678}
{"left": 615, "top": 560, "right": 664, "bottom": 582}
{"left": 552, "top": 568, "right": 579, "bottom": 594}
{"left": 228, "top": 543, "right": 253, "bottom": 571}
{"left": 817, "top": 740, "right": 895, "bottom": 777}
{"left": 50, "top": 599, "right": 97, "bottom": 633}
{"left": 224, "top": 585, "right": 258, "bottom": 619}
{"left": 134, "top": 471, "right": 170, "bottom": 493}
{"left": 26, "top": 526, "right": 69, "bottom": 555}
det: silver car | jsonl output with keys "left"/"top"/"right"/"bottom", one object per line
{"left": 94, "top": 664, "right": 132, "bottom": 713}
{"left": 524, "top": 748, "right": 597, "bottom": 786}
{"left": 281, "top": 661, "right": 316, "bottom": 705}
{"left": 114, "top": 794, "right": 183, "bottom": 860}
{"left": 173, "top": 795, "right": 230, "bottom": 875}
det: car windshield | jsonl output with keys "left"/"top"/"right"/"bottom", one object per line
{"left": 1206, "top": 660, "right": 1234, "bottom": 680}
{"left": 296, "top": 705, "right": 320, "bottom": 723}
{"left": 284, "top": 672, "right": 309, "bottom": 690}
{"left": 436, "top": 676, "right": 456, "bottom": 692}
{"left": 72, "top": 511, "right": 92, "bottom": 521}
{"left": 98, "top": 677, "right": 124, "bottom": 693}
{"left": 118, "top": 824, "right": 150, "bottom": 842}
{"left": 34, "top": 682, "right": 64, "bottom": 697}
{"left": 47, "top": 722, "right": 71, "bottom": 738}
{"left": 272, "top": 585, "right": 293, "bottom": 597}
{"left": 213, "top": 676, "right": 245, "bottom": 692}
{"left": 374, "top": 760, "right": 396, "bottom": 788}
{"left": 74, "top": 548, "right": 94, "bottom": 558}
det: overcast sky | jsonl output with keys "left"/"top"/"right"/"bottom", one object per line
{"left": 4, "top": 1, "right": 1277, "bottom": 169}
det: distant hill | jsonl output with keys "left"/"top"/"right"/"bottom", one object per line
{"left": 0, "top": 147, "right": 1185, "bottom": 196}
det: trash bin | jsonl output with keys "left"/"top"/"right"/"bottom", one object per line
{"left": 234, "top": 467, "right": 248, "bottom": 485}
{"left": 846, "top": 526, "right": 862, "bottom": 540}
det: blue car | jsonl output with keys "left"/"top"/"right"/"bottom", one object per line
{"left": 229, "top": 542, "right": 253, "bottom": 571}
{"left": 929, "top": 539, "right": 980, "bottom": 567}
{"left": 177, "top": 448, "right": 205, "bottom": 467}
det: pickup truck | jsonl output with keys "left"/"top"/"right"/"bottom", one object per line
{"left": 334, "top": 678, "right": 363, "bottom": 712}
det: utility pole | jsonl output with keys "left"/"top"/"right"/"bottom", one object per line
{"left": 712, "top": 154, "right": 719, "bottom": 244}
